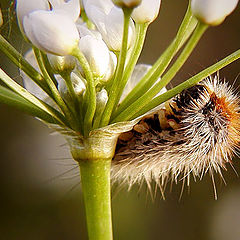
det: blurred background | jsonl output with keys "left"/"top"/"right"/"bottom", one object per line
{"left": 0, "top": 0, "right": 239, "bottom": 239}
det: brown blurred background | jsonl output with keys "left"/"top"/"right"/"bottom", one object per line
{"left": 0, "top": 0, "right": 239, "bottom": 240}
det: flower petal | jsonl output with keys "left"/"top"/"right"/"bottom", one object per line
{"left": 23, "top": 10, "right": 80, "bottom": 55}
{"left": 16, "top": 0, "right": 50, "bottom": 33}
{"left": 132, "top": 0, "right": 161, "bottom": 23}
{"left": 50, "top": 0, "right": 80, "bottom": 22}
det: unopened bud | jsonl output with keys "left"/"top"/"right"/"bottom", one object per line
{"left": 23, "top": 11, "right": 80, "bottom": 55}
{"left": 191, "top": 0, "right": 239, "bottom": 26}
{"left": 132, "top": 0, "right": 161, "bottom": 23}
{"left": 48, "top": 54, "right": 76, "bottom": 74}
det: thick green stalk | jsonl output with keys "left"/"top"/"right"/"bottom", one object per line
{"left": 114, "top": 3, "right": 196, "bottom": 118}
{"left": 79, "top": 159, "right": 113, "bottom": 240}
{"left": 99, "top": 8, "right": 133, "bottom": 127}
{"left": 133, "top": 49, "right": 240, "bottom": 118}
{"left": 112, "top": 22, "right": 208, "bottom": 123}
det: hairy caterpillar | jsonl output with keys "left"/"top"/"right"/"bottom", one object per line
{"left": 112, "top": 76, "right": 240, "bottom": 194}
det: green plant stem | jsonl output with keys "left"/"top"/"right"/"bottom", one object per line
{"left": 61, "top": 72, "right": 80, "bottom": 110}
{"left": 33, "top": 48, "right": 75, "bottom": 126}
{"left": 133, "top": 49, "right": 240, "bottom": 118}
{"left": 0, "top": 35, "right": 51, "bottom": 95}
{"left": 99, "top": 8, "right": 133, "bottom": 128}
{"left": 72, "top": 48, "right": 96, "bottom": 136}
{"left": 0, "top": 68, "right": 65, "bottom": 124}
{"left": 114, "top": 3, "right": 196, "bottom": 118}
{"left": 112, "top": 22, "right": 208, "bottom": 123}
{"left": 0, "top": 85, "right": 59, "bottom": 123}
{"left": 79, "top": 159, "right": 113, "bottom": 240}
{"left": 112, "top": 22, "right": 149, "bottom": 113}
{"left": 40, "top": 52, "right": 58, "bottom": 86}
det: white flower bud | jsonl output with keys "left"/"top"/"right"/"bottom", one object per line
{"left": 112, "top": 0, "right": 142, "bottom": 8}
{"left": 49, "top": 0, "right": 80, "bottom": 22}
{"left": 101, "top": 51, "right": 117, "bottom": 84}
{"left": 58, "top": 72, "right": 86, "bottom": 101}
{"left": 96, "top": 89, "right": 108, "bottom": 110}
{"left": 20, "top": 49, "right": 55, "bottom": 107}
{"left": 77, "top": 24, "right": 103, "bottom": 40}
{"left": 121, "top": 64, "right": 166, "bottom": 102}
{"left": 79, "top": 35, "right": 111, "bottom": 78}
{"left": 47, "top": 54, "right": 76, "bottom": 74}
{"left": 16, "top": 0, "right": 50, "bottom": 33}
{"left": 191, "top": 0, "right": 239, "bottom": 26}
{"left": 83, "top": 0, "right": 135, "bottom": 51}
{"left": 0, "top": 8, "right": 3, "bottom": 27}
{"left": 23, "top": 10, "right": 80, "bottom": 55}
{"left": 93, "top": 89, "right": 108, "bottom": 127}
{"left": 132, "top": 0, "right": 161, "bottom": 23}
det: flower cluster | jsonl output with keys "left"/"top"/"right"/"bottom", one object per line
{"left": 7, "top": 0, "right": 237, "bottom": 158}
{"left": 0, "top": 0, "right": 239, "bottom": 238}
{"left": 14, "top": 0, "right": 162, "bottom": 137}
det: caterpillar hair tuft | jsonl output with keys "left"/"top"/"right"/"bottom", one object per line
{"left": 112, "top": 76, "right": 240, "bottom": 195}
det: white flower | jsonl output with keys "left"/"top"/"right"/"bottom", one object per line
{"left": 47, "top": 54, "right": 76, "bottom": 73}
{"left": 96, "top": 89, "right": 108, "bottom": 109}
{"left": 121, "top": 64, "right": 166, "bottom": 102}
{"left": 20, "top": 49, "right": 50, "bottom": 102}
{"left": 16, "top": 0, "right": 50, "bottom": 33}
{"left": 83, "top": 0, "right": 135, "bottom": 51}
{"left": 23, "top": 10, "right": 80, "bottom": 55}
{"left": 102, "top": 52, "right": 117, "bottom": 83}
{"left": 132, "top": 0, "right": 161, "bottom": 23}
{"left": 77, "top": 24, "right": 117, "bottom": 81}
{"left": 79, "top": 35, "right": 111, "bottom": 78}
{"left": 58, "top": 73, "right": 86, "bottom": 100}
{"left": 112, "top": 0, "right": 142, "bottom": 8}
{"left": 191, "top": 0, "right": 239, "bottom": 25}
{"left": 48, "top": 0, "right": 80, "bottom": 22}
{"left": 16, "top": 0, "right": 80, "bottom": 55}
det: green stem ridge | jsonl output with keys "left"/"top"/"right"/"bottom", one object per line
{"left": 0, "top": 35, "right": 51, "bottom": 95}
{"left": 99, "top": 8, "right": 133, "bottom": 128}
{"left": 112, "top": 22, "right": 208, "bottom": 123}
{"left": 0, "top": 68, "right": 65, "bottom": 124}
{"left": 114, "top": 3, "right": 196, "bottom": 118}
{"left": 112, "top": 22, "right": 149, "bottom": 115}
{"left": 34, "top": 48, "right": 75, "bottom": 126}
{"left": 72, "top": 48, "right": 96, "bottom": 136}
{"left": 79, "top": 159, "right": 113, "bottom": 240}
{"left": 133, "top": 49, "right": 240, "bottom": 118}
{"left": 0, "top": 85, "right": 58, "bottom": 123}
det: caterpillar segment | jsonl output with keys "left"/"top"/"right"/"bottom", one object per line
{"left": 112, "top": 77, "right": 240, "bottom": 191}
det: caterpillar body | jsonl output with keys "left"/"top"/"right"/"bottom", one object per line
{"left": 112, "top": 76, "right": 240, "bottom": 192}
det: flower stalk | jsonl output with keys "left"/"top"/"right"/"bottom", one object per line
{"left": 132, "top": 48, "right": 240, "bottom": 118}
{"left": 79, "top": 159, "right": 113, "bottom": 240}
{"left": 114, "top": 3, "right": 196, "bottom": 117}
{"left": 112, "top": 22, "right": 208, "bottom": 122}
{"left": 72, "top": 48, "right": 96, "bottom": 136}
{"left": 100, "top": 7, "right": 133, "bottom": 127}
